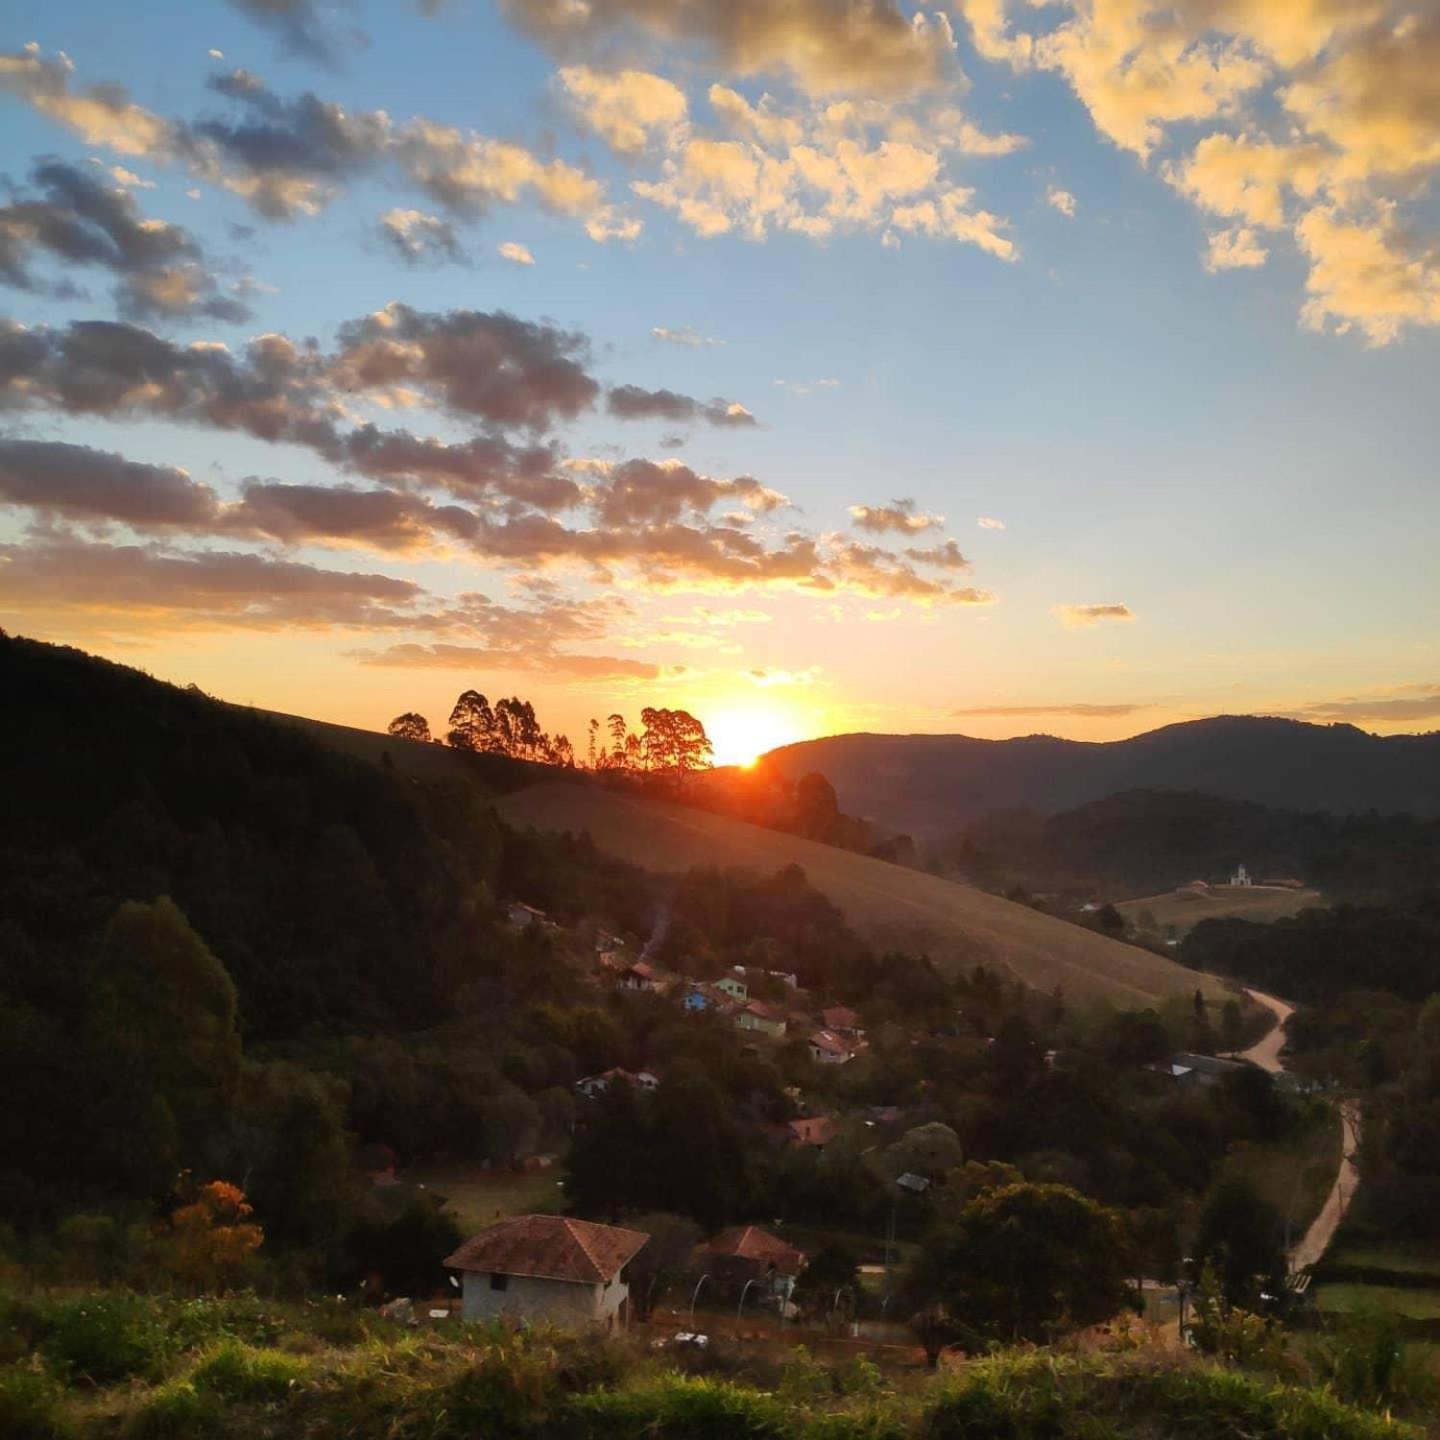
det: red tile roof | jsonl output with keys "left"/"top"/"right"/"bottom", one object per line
{"left": 445, "top": 1215, "right": 649, "bottom": 1284}
{"left": 822, "top": 1006, "right": 860, "bottom": 1032}
{"left": 702, "top": 1225, "right": 806, "bottom": 1270}
{"left": 787, "top": 1116, "right": 838, "bottom": 1146}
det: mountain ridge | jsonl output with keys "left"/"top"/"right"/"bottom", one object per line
{"left": 762, "top": 714, "right": 1440, "bottom": 837}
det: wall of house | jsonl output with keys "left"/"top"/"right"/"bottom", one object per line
{"left": 459, "top": 1271, "right": 629, "bottom": 1327}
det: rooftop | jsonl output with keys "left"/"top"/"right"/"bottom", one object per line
{"left": 445, "top": 1214, "right": 649, "bottom": 1285}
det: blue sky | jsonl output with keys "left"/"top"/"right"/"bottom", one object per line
{"left": 2, "top": 0, "right": 1438, "bottom": 760}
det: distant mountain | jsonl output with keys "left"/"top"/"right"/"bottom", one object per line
{"left": 764, "top": 716, "right": 1440, "bottom": 837}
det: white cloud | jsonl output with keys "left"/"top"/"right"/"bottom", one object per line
{"left": 652, "top": 325, "right": 724, "bottom": 347}
{"left": 773, "top": 377, "right": 840, "bottom": 396}
{"left": 1046, "top": 184, "right": 1077, "bottom": 217}
{"left": 498, "top": 240, "right": 535, "bottom": 266}
{"left": 977, "top": 515, "right": 1005, "bottom": 530}
{"left": 1205, "top": 225, "right": 1268, "bottom": 272}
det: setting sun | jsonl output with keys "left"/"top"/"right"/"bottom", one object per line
{"left": 704, "top": 707, "right": 800, "bottom": 768}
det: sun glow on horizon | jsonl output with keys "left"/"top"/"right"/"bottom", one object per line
{"left": 704, "top": 705, "right": 802, "bottom": 768}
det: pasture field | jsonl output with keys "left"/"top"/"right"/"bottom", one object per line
{"left": 1117, "top": 884, "right": 1325, "bottom": 937}
{"left": 1314, "top": 1285, "right": 1440, "bottom": 1320}
{"left": 404, "top": 1164, "right": 568, "bottom": 1234}
{"left": 495, "top": 779, "right": 1229, "bottom": 1008}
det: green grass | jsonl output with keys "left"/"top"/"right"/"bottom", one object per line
{"left": 1315, "top": 1286, "right": 1440, "bottom": 1321}
{"left": 405, "top": 1164, "right": 568, "bottom": 1233}
{"left": 494, "top": 780, "right": 1229, "bottom": 1008}
{"left": 1327, "top": 1244, "right": 1440, "bottom": 1281}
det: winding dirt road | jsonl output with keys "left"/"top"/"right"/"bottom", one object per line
{"left": 1237, "top": 987, "right": 1360, "bottom": 1274}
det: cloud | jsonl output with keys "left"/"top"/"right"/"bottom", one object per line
{"left": 620, "top": 82, "right": 1018, "bottom": 254}
{"left": 606, "top": 384, "right": 758, "bottom": 427}
{"left": 223, "top": 0, "right": 346, "bottom": 66}
{"left": 378, "top": 208, "right": 465, "bottom": 265}
{"left": 977, "top": 515, "right": 1005, "bottom": 530}
{"left": 952, "top": 2, "right": 1440, "bottom": 343}
{"left": 849, "top": 498, "right": 943, "bottom": 535}
{"left": 1282, "top": 684, "right": 1440, "bottom": 727}
{"left": 498, "top": 240, "right": 535, "bottom": 266}
{"left": 558, "top": 66, "right": 687, "bottom": 153}
{"left": 0, "top": 48, "right": 640, "bottom": 240}
{"left": 904, "top": 539, "right": 969, "bottom": 569}
{"left": 501, "top": 0, "right": 958, "bottom": 98}
{"left": 652, "top": 325, "right": 723, "bottom": 346}
{"left": 0, "top": 157, "right": 250, "bottom": 322}
{"left": 354, "top": 642, "right": 661, "bottom": 679}
{"left": 773, "top": 377, "right": 839, "bottom": 396}
{"left": 1053, "top": 602, "right": 1136, "bottom": 629}
{"left": 584, "top": 457, "right": 785, "bottom": 526}
{"left": 952, "top": 701, "right": 1154, "bottom": 718}
{"left": 0, "top": 437, "right": 224, "bottom": 527}
{"left": 1045, "top": 184, "right": 1077, "bottom": 217}
{"left": 1205, "top": 225, "right": 1268, "bottom": 271}
{"left": 0, "top": 532, "right": 439, "bottom": 632}
{"left": 749, "top": 666, "right": 819, "bottom": 686}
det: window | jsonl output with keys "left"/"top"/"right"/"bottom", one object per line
{"left": 489, "top": 1273, "right": 509, "bottom": 1292}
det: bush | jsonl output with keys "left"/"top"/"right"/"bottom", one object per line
{"left": 38, "top": 1293, "right": 170, "bottom": 1387}
{"left": 565, "top": 1375, "right": 793, "bottom": 1440}
{"left": 190, "top": 1341, "right": 308, "bottom": 1402}
{"left": 121, "top": 1380, "right": 227, "bottom": 1440}
{"left": 0, "top": 1366, "right": 72, "bottom": 1440}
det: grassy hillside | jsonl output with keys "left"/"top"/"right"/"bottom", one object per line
{"left": 1118, "top": 885, "right": 1326, "bottom": 938}
{"left": 494, "top": 779, "right": 1228, "bottom": 1007}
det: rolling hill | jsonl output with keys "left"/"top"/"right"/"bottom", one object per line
{"left": 763, "top": 716, "right": 1440, "bottom": 838}
{"left": 1116, "top": 884, "right": 1326, "bottom": 938}
{"left": 493, "top": 777, "right": 1227, "bottom": 1008}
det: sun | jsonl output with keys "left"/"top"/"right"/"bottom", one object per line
{"left": 705, "top": 706, "right": 797, "bottom": 768}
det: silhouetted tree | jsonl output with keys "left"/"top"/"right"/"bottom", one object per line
{"left": 387, "top": 712, "right": 431, "bottom": 743}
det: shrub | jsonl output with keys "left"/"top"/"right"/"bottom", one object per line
{"left": 190, "top": 1341, "right": 308, "bottom": 1402}
{"left": 565, "top": 1375, "right": 792, "bottom": 1440}
{"left": 121, "top": 1380, "right": 227, "bottom": 1440}
{"left": 0, "top": 1366, "right": 72, "bottom": 1440}
{"left": 39, "top": 1293, "right": 170, "bottom": 1387}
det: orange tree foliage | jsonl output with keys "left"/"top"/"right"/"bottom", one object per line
{"left": 165, "top": 1179, "right": 264, "bottom": 1290}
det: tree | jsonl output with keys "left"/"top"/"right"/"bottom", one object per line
{"left": 1195, "top": 1177, "right": 1287, "bottom": 1310}
{"left": 608, "top": 713, "right": 629, "bottom": 768}
{"left": 162, "top": 1179, "right": 263, "bottom": 1291}
{"left": 904, "top": 1182, "right": 1134, "bottom": 1346}
{"left": 448, "top": 690, "right": 495, "bottom": 751}
{"left": 910, "top": 1305, "right": 965, "bottom": 1368}
{"left": 794, "top": 1242, "right": 860, "bottom": 1319}
{"left": 881, "top": 1123, "right": 964, "bottom": 1183}
{"left": 622, "top": 1212, "right": 703, "bottom": 1320}
{"left": 387, "top": 712, "right": 432, "bottom": 743}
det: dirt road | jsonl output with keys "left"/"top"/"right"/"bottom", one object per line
{"left": 1290, "top": 1099, "right": 1361, "bottom": 1274}
{"left": 1236, "top": 988, "right": 1294, "bottom": 1074}
{"left": 1233, "top": 987, "right": 1360, "bottom": 1273}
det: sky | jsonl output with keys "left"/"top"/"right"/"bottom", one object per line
{"left": 1, "top": 0, "right": 1438, "bottom": 765}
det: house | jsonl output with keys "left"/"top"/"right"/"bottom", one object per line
{"left": 716, "top": 973, "right": 749, "bottom": 1003}
{"left": 808, "top": 1029, "right": 856, "bottom": 1065}
{"left": 1147, "top": 1061, "right": 1197, "bottom": 1085}
{"left": 446, "top": 1215, "right": 648, "bottom": 1329}
{"left": 618, "top": 960, "right": 670, "bottom": 993}
{"left": 1230, "top": 863, "right": 1252, "bottom": 887}
{"left": 786, "top": 1115, "right": 838, "bottom": 1150}
{"left": 1170, "top": 1052, "right": 1250, "bottom": 1087}
{"left": 736, "top": 999, "right": 787, "bottom": 1039}
{"left": 821, "top": 1005, "right": 861, "bottom": 1037}
{"left": 697, "top": 1225, "right": 806, "bottom": 1290}
{"left": 767, "top": 970, "right": 800, "bottom": 990}
{"left": 576, "top": 1067, "right": 659, "bottom": 1098}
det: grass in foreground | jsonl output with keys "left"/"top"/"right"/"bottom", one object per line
{"left": 0, "top": 1287, "right": 1422, "bottom": 1440}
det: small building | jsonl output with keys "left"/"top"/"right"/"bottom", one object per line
{"left": 808, "top": 1029, "right": 856, "bottom": 1065}
{"left": 575, "top": 1067, "right": 660, "bottom": 1098}
{"left": 736, "top": 999, "right": 787, "bottom": 1039}
{"left": 1170, "top": 1052, "right": 1250, "bottom": 1088}
{"left": 821, "top": 1005, "right": 861, "bottom": 1037}
{"left": 697, "top": 1225, "right": 806, "bottom": 1291}
{"left": 1231, "top": 863, "right": 1252, "bottom": 887}
{"left": 446, "top": 1214, "right": 649, "bottom": 1329}
{"left": 716, "top": 974, "right": 749, "bottom": 1003}
{"left": 768, "top": 970, "right": 800, "bottom": 990}
{"left": 618, "top": 960, "right": 670, "bottom": 993}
